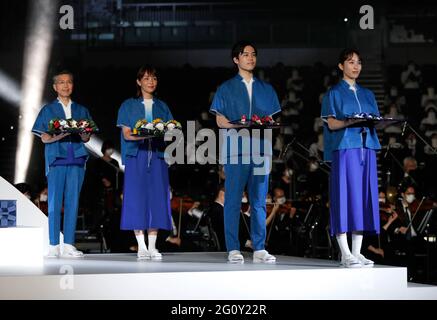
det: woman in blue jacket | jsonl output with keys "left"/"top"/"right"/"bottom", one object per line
{"left": 117, "top": 66, "right": 173, "bottom": 260}
{"left": 321, "top": 49, "right": 381, "bottom": 268}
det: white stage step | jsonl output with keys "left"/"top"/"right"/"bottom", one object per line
{"left": 1, "top": 252, "right": 436, "bottom": 300}
{"left": 0, "top": 227, "right": 43, "bottom": 267}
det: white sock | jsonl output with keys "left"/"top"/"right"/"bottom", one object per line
{"left": 336, "top": 233, "right": 352, "bottom": 258}
{"left": 135, "top": 234, "right": 148, "bottom": 251}
{"left": 351, "top": 232, "right": 363, "bottom": 256}
{"left": 148, "top": 234, "right": 157, "bottom": 252}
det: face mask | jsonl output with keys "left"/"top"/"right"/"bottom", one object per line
{"left": 277, "top": 197, "right": 286, "bottom": 205}
{"left": 379, "top": 198, "right": 386, "bottom": 204}
{"left": 266, "top": 197, "right": 272, "bottom": 204}
{"left": 309, "top": 163, "right": 319, "bottom": 172}
{"left": 241, "top": 197, "right": 248, "bottom": 204}
{"left": 406, "top": 194, "right": 416, "bottom": 204}
{"left": 39, "top": 194, "right": 48, "bottom": 202}
{"left": 105, "top": 148, "right": 114, "bottom": 156}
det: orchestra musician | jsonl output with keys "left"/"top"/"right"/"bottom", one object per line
{"left": 362, "top": 191, "right": 399, "bottom": 265}
{"left": 265, "top": 188, "right": 297, "bottom": 255}
{"left": 389, "top": 185, "right": 436, "bottom": 281}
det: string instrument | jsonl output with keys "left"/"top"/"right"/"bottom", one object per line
{"left": 266, "top": 201, "right": 296, "bottom": 216}
{"left": 241, "top": 200, "right": 300, "bottom": 216}
{"left": 170, "top": 196, "right": 211, "bottom": 212}
{"left": 407, "top": 198, "right": 437, "bottom": 214}
{"left": 170, "top": 196, "right": 192, "bottom": 212}
{"left": 170, "top": 196, "right": 209, "bottom": 237}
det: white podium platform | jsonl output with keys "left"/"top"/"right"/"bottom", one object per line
{"left": 0, "top": 176, "right": 62, "bottom": 255}
{"left": 0, "top": 252, "right": 436, "bottom": 300}
{"left": 0, "top": 227, "right": 43, "bottom": 267}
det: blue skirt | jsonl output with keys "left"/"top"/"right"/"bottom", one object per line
{"left": 329, "top": 148, "right": 380, "bottom": 235}
{"left": 120, "top": 143, "right": 172, "bottom": 231}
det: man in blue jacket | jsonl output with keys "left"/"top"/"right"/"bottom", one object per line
{"left": 210, "top": 41, "right": 281, "bottom": 263}
{"left": 32, "top": 70, "right": 94, "bottom": 258}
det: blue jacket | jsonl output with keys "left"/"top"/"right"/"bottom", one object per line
{"left": 209, "top": 74, "right": 281, "bottom": 160}
{"left": 321, "top": 80, "right": 381, "bottom": 161}
{"left": 116, "top": 97, "right": 173, "bottom": 164}
{"left": 31, "top": 99, "right": 92, "bottom": 175}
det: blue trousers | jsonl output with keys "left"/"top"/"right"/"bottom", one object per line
{"left": 47, "top": 165, "right": 85, "bottom": 245}
{"left": 223, "top": 160, "right": 269, "bottom": 252}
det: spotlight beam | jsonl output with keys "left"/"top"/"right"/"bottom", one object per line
{"left": 14, "top": 0, "right": 58, "bottom": 183}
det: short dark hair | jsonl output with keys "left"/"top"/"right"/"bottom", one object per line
{"left": 338, "top": 48, "right": 361, "bottom": 65}
{"left": 14, "top": 182, "right": 32, "bottom": 195}
{"left": 136, "top": 65, "right": 157, "bottom": 97}
{"left": 231, "top": 40, "right": 257, "bottom": 61}
{"left": 400, "top": 185, "right": 415, "bottom": 194}
{"left": 53, "top": 70, "right": 74, "bottom": 84}
{"left": 101, "top": 140, "right": 114, "bottom": 154}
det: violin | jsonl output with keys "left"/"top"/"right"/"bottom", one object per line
{"left": 170, "top": 196, "right": 208, "bottom": 214}
{"left": 266, "top": 201, "right": 296, "bottom": 216}
{"left": 407, "top": 198, "right": 437, "bottom": 215}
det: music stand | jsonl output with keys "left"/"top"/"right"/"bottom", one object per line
{"left": 416, "top": 208, "right": 435, "bottom": 282}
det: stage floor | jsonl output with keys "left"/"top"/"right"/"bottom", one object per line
{"left": 1, "top": 252, "right": 436, "bottom": 300}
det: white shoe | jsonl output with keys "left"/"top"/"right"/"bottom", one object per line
{"left": 253, "top": 250, "right": 276, "bottom": 264}
{"left": 228, "top": 250, "right": 244, "bottom": 264}
{"left": 340, "top": 254, "right": 361, "bottom": 268}
{"left": 354, "top": 253, "right": 374, "bottom": 268}
{"left": 149, "top": 249, "right": 162, "bottom": 260}
{"left": 137, "top": 248, "right": 150, "bottom": 259}
{"left": 47, "top": 245, "right": 60, "bottom": 258}
{"left": 61, "top": 244, "right": 84, "bottom": 258}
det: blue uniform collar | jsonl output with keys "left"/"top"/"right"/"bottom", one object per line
{"left": 234, "top": 73, "right": 257, "bottom": 83}
{"left": 53, "top": 98, "right": 75, "bottom": 106}
{"left": 340, "top": 79, "right": 360, "bottom": 92}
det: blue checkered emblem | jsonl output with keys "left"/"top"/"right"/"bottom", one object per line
{"left": 0, "top": 200, "right": 17, "bottom": 227}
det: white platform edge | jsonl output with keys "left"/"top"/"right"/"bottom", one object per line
{"left": 1, "top": 265, "right": 436, "bottom": 300}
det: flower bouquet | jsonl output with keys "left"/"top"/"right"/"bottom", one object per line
{"left": 229, "top": 114, "right": 283, "bottom": 128}
{"left": 132, "top": 118, "right": 182, "bottom": 137}
{"left": 47, "top": 118, "right": 99, "bottom": 134}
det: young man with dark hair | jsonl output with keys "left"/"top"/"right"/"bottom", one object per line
{"left": 210, "top": 41, "right": 281, "bottom": 263}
